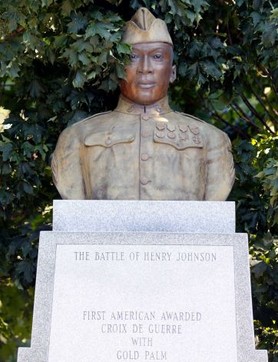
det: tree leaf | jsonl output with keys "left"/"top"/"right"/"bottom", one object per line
{"left": 67, "top": 13, "right": 88, "bottom": 33}
{"left": 116, "top": 42, "right": 131, "bottom": 54}
{"left": 72, "top": 70, "right": 86, "bottom": 88}
{"left": 28, "top": 79, "right": 45, "bottom": 98}
{"left": 61, "top": 0, "right": 75, "bottom": 16}
{"left": 78, "top": 52, "right": 91, "bottom": 65}
{"left": 1, "top": 145, "right": 13, "bottom": 164}
{"left": 261, "top": 23, "right": 277, "bottom": 47}
{"left": 85, "top": 22, "right": 112, "bottom": 39}
{"left": 15, "top": 260, "right": 34, "bottom": 284}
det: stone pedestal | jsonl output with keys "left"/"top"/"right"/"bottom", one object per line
{"left": 52, "top": 200, "right": 235, "bottom": 233}
{"left": 17, "top": 201, "right": 268, "bottom": 362}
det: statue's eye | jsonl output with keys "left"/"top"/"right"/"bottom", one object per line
{"left": 153, "top": 53, "right": 162, "bottom": 60}
{"left": 130, "top": 53, "right": 139, "bottom": 61}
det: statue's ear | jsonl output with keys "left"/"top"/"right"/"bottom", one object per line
{"left": 170, "top": 65, "right": 176, "bottom": 83}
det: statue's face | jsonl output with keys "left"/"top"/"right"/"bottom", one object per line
{"left": 120, "top": 42, "right": 176, "bottom": 105}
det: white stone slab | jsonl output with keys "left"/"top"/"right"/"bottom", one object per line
{"left": 52, "top": 200, "right": 235, "bottom": 233}
{"left": 17, "top": 232, "right": 267, "bottom": 361}
{"left": 49, "top": 243, "right": 237, "bottom": 361}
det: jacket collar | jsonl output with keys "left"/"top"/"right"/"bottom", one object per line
{"left": 114, "top": 95, "right": 172, "bottom": 115}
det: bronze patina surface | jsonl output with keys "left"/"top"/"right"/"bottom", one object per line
{"left": 51, "top": 8, "right": 234, "bottom": 200}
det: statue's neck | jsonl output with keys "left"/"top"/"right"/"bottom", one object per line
{"left": 114, "top": 95, "right": 172, "bottom": 115}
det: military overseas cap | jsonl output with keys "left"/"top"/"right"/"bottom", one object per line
{"left": 122, "top": 7, "right": 173, "bottom": 46}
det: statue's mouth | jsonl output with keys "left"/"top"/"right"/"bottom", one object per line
{"left": 138, "top": 82, "right": 156, "bottom": 89}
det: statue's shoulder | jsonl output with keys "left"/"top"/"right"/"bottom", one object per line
{"left": 59, "top": 110, "right": 115, "bottom": 138}
{"left": 173, "top": 111, "right": 228, "bottom": 138}
{"left": 71, "top": 110, "right": 114, "bottom": 128}
{"left": 173, "top": 111, "right": 214, "bottom": 127}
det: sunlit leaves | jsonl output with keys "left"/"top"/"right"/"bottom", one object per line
{"left": 270, "top": 8, "right": 278, "bottom": 21}
{"left": 256, "top": 157, "right": 278, "bottom": 208}
{"left": 230, "top": 132, "right": 278, "bottom": 354}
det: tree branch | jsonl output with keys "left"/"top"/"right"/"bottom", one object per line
{"left": 240, "top": 93, "right": 275, "bottom": 134}
{"left": 212, "top": 111, "right": 249, "bottom": 139}
{"left": 244, "top": 80, "right": 278, "bottom": 126}
{"left": 231, "top": 102, "right": 260, "bottom": 131}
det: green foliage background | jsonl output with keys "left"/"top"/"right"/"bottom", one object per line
{"left": 0, "top": 0, "right": 277, "bottom": 360}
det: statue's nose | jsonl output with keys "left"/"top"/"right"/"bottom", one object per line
{"left": 137, "top": 55, "right": 153, "bottom": 74}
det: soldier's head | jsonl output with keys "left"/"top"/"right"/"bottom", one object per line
{"left": 120, "top": 8, "right": 176, "bottom": 106}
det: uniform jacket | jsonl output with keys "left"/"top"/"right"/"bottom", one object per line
{"left": 51, "top": 96, "right": 235, "bottom": 200}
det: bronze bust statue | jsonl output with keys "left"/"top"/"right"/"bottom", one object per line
{"left": 51, "top": 8, "right": 234, "bottom": 200}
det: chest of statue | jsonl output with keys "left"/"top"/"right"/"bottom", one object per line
{"left": 80, "top": 113, "right": 206, "bottom": 200}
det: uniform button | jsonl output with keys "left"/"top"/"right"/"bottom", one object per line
{"left": 140, "top": 177, "right": 150, "bottom": 185}
{"left": 193, "top": 135, "right": 201, "bottom": 144}
{"left": 141, "top": 153, "right": 149, "bottom": 161}
{"left": 167, "top": 132, "right": 176, "bottom": 139}
{"left": 179, "top": 125, "right": 188, "bottom": 133}
{"left": 105, "top": 137, "right": 112, "bottom": 145}
{"left": 155, "top": 130, "right": 165, "bottom": 138}
{"left": 189, "top": 125, "right": 200, "bottom": 135}
{"left": 156, "top": 122, "right": 166, "bottom": 131}
{"left": 142, "top": 114, "right": 149, "bottom": 121}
